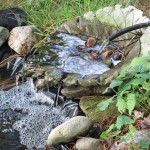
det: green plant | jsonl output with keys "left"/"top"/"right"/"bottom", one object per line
{"left": 0, "top": 0, "right": 139, "bottom": 35}
{"left": 98, "top": 52, "right": 150, "bottom": 140}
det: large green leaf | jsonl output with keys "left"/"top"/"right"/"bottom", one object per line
{"left": 129, "top": 55, "right": 150, "bottom": 67}
{"left": 142, "top": 82, "right": 150, "bottom": 91}
{"left": 100, "top": 124, "right": 115, "bottom": 139}
{"left": 109, "top": 80, "right": 123, "bottom": 89}
{"left": 129, "top": 78, "right": 145, "bottom": 86}
{"left": 97, "top": 96, "right": 114, "bottom": 111}
{"left": 126, "top": 93, "right": 136, "bottom": 115}
{"left": 135, "top": 74, "right": 150, "bottom": 79}
{"left": 118, "top": 83, "right": 131, "bottom": 96}
{"left": 100, "top": 131, "right": 108, "bottom": 139}
{"left": 116, "top": 96, "right": 127, "bottom": 113}
{"left": 116, "top": 115, "right": 134, "bottom": 129}
{"left": 129, "top": 65, "right": 149, "bottom": 73}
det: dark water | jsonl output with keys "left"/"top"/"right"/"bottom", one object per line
{"left": 0, "top": 109, "right": 21, "bottom": 150}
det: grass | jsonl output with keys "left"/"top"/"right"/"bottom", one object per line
{"left": 0, "top": 0, "right": 141, "bottom": 35}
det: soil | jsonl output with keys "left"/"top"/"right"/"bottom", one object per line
{"left": 136, "top": 0, "right": 150, "bottom": 17}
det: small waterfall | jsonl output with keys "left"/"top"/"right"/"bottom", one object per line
{"left": 0, "top": 78, "right": 78, "bottom": 148}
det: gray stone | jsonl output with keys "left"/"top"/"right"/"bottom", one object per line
{"left": 44, "top": 68, "right": 63, "bottom": 87}
{"left": 35, "top": 79, "right": 46, "bottom": 89}
{"left": 84, "top": 11, "right": 97, "bottom": 21}
{"left": 75, "top": 137, "right": 101, "bottom": 150}
{"left": 61, "top": 86, "right": 92, "bottom": 98}
{"left": 78, "top": 75, "right": 99, "bottom": 87}
{"left": 96, "top": 5, "right": 149, "bottom": 29}
{"left": 0, "top": 26, "right": 9, "bottom": 47}
{"left": 8, "top": 26, "right": 39, "bottom": 55}
{"left": 47, "top": 116, "right": 93, "bottom": 145}
{"left": 133, "top": 129, "right": 150, "bottom": 143}
{"left": 63, "top": 74, "right": 81, "bottom": 86}
{"left": 140, "top": 27, "right": 150, "bottom": 56}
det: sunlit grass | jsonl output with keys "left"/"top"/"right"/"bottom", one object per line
{"left": 0, "top": 0, "right": 140, "bottom": 35}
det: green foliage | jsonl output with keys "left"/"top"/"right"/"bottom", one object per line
{"left": 98, "top": 53, "right": 150, "bottom": 141}
{"left": 120, "top": 124, "right": 137, "bottom": 142}
{"left": 97, "top": 96, "right": 115, "bottom": 111}
{"left": 116, "top": 115, "right": 134, "bottom": 129}
{"left": 139, "top": 140, "right": 150, "bottom": 149}
{"left": 99, "top": 54, "right": 150, "bottom": 115}
{"left": 100, "top": 116, "right": 135, "bottom": 139}
{"left": 0, "top": 0, "right": 139, "bottom": 35}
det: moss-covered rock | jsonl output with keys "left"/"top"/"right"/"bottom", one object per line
{"left": 79, "top": 96, "right": 118, "bottom": 123}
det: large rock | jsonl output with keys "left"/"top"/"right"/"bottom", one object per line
{"left": 95, "top": 5, "right": 149, "bottom": 29}
{"left": 47, "top": 116, "right": 93, "bottom": 145}
{"left": 132, "top": 129, "right": 150, "bottom": 143}
{"left": 8, "top": 26, "right": 39, "bottom": 55}
{"left": 140, "top": 26, "right": 150, "bottom": 56}
{"left": 79, "top": 96, "right": 118, "bottom": 123}
{"left": 75, "top": 137, "right": 101, "bottom": 150}
{"left": 0, "top": 26, "right": 9, "bottom": 47}
{"left": 0, "top": 8, "right": 26, "bottom": 31}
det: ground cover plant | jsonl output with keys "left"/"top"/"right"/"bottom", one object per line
{"left": 98, "top": 53, "right": 150, "bottom": 149}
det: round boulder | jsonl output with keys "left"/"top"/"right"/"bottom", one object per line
{"left": 8, "top": 26, "right": 39, "bottom": 55}
{"left": 0, "top": 26, "right": 9, "bottom": 47}
{"left": 75, "top": 137, "right": 101, "bottom": 150}
{"left": 47, "top": 116, "right": 93, "bottom": 145}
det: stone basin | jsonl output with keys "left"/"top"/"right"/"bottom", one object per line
{"left": 21, "top": 5, "right": 150, "bottom": 97}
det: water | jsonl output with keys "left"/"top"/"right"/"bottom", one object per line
{"left": 0, "top": 33, "right": 121, "bottom": 149}
{"left": 27, "top": 33, "right": 121, "bottom": 76}
{"left": 55, "top": 33, "right": 113, "bottom": 76}
{"left": 0, "top": 109, "right": 21, "bottom": 150}
{"left": 0, "top": 78, "right": 78, "bottom": 149}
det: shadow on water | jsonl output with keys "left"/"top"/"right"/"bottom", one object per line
{"left": 0, "top": 109, "right": 21, "bottom": 150}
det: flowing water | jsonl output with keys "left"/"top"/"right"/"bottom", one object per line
{"left": 0, "top": 32, "right": 121, "bottom": 149}
{"left": 27, "top": 33, "right": 121, "bottom": 76}
{"left": 0, "top": 78, "right": 78, "bottom": 149}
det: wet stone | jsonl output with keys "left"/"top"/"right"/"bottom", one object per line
{"left": 78, "top": 75, "right": 99, "bottom": 87}
{"left": 20, "top": 5, "right": 149, "bottom": 98}
{"left": 35, "top": 78, "right": 46, "bottom": 89}
{"left": 61, "top": 86, "right": 92, "bottom": 98}
{"left": 63, "top": 74, "right": 81, "bottom": 86}
{"left": 44, "top": 68, "right": 63, "bottom": 87}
